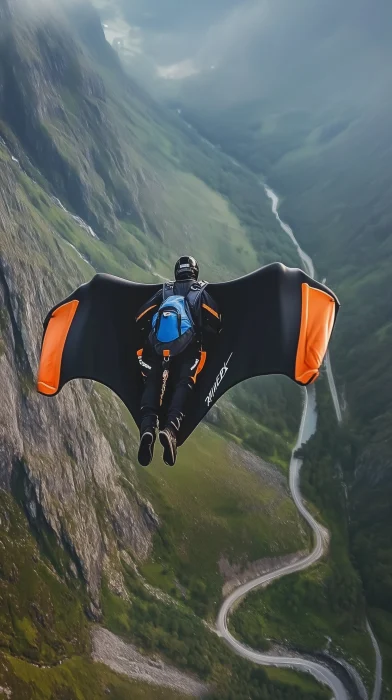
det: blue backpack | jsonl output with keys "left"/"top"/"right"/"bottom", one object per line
{"left": 149, "top": 283, "right": 206, "bottom": 357}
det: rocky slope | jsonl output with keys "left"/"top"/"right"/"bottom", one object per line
{"left": 0, "top": 147, "right": 158, "bottom": 613}
{"left": 0, "top": 1, "right": 324, "bottom": 698}
{"left": 92, "top": 627, "right": 209, "bottom": 696}
{"left": 0, "top": 0, "right": 303, "bottom": 607}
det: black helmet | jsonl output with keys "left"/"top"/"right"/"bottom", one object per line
{"left": 174, "top": 256, "right": 199, "bottom": 281}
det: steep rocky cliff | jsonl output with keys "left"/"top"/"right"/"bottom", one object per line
{"left": 0, "top": 0, "right": 170, "bottom": 656}
{"left": 0, "top": 0, "right": 299, "bottom": 611}
{"left": 0, "top": 2, "right": 321, "bottom": 698}
{"left": 0, "top": 149, "right": 158, "bottom": 613}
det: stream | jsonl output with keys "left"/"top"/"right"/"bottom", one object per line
{"left": 217, "top": 183, "right": 381, "bottom": 700}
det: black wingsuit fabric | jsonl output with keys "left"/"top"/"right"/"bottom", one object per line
{"left": 39, "top": 263, "right": 339, "bottom": 446}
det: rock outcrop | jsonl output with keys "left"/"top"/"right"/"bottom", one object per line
{"left": 0, "top": 152, "right": 158, "bottom": 613}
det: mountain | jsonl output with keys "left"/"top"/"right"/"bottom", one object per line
{"left": 93, "top": 0, "right": 392, "bottom": 693}
{"left": 178, "top": 17, "right": 392, "bottom": 689}
{"left": 0, "top": 1, "right": 337, "bottom": 697}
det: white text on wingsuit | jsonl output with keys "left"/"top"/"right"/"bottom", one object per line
{"left": 205, "top": 353, "right": 233, "bottom": 406}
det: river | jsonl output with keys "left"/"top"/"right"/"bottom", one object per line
{"left": 217, "top": 183, "right": 382, "bottom": 700}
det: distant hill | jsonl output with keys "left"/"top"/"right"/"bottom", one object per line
{"left": 94, "top": 0, "right": 392, "bottom": 690}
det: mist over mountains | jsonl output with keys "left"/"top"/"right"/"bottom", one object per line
{"left": 107, "top": 0, "right": 392, "bottom": 112}
{"left": 0, "top": 0, "right": 391, "bottom": 696}
{"left": 97, "top": 0, "right": 392, "bottom": 692}
{"left": 0, "top": 0, "right": 331, "bottom": 696}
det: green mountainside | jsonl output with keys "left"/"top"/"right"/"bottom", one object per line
{"left": 91, "top": 0, "right": 391, "bottom": 695}
{"left": 180, "top": 75, "right": 392, "bottom": 694}
{"left": 0, "top": 1, "right": 338, "bottom": 698}
{"left": 230, "top": 378, "right": 375, "bottom": 690}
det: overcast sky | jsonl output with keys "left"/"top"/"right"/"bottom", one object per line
{"left": 108, "top": 0, "right": 391, "bottom": 116}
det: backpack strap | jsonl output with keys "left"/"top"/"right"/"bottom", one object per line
{"left": 186, "top": 281, "right": 207, "bottom": 307}
{"left": 163, "top": 281, "right": 206, "bottom": 304}
{"left": 185, "top": 281, "right": 208, "bottom": 329}
{"left": 162, "top": 282, "right": 174, "bottom": 300}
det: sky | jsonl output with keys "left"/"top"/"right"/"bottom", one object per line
{"left": 95, "top": 0, "right": 392, "bottom": 118}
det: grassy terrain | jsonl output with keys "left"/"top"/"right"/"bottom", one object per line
{"left": 0, "top": 491, "right": 169, "bottom": 699}
{"left": 231, "top": 561, "right": 374, "bottom": 687}
{"left": 138, "top": 424, "right": 306, "bottom": 612}
{"left": 85, "top": 1, "right": 391, "bottom": 693}
{"left": 230, "top": 380, "right": 375, "bottom": 691}
{"left": 0, "top": 4, "right": 332, "bottom": 699}
{"left": 264, "top": 667, "right": 331, "bottom": 697}
{"left": 0, "top": 491, "right": 89, "bottom": 665}
{"left": 174, "top": 56, "right": 392, "bottom": 661}
{"left": 90, "top": 384, "right": 307, "bottom": 617}
{"left": 0, "top": 654, "right": 190, "bottom": 700}
{"left": 0, "top": 480, "right": 318, "bottom": 700}
{"left": 101, "top": 563, "right": 329, "bottom": 700}
{"left": 1, "top": 117, "right": 314, "bottom": 699}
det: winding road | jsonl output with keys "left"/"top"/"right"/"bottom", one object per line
{"left": 217, "top": 383, "right": 347, "bottom": 699}
{"left": 216, "top": 186, "right": 382, "bottom": 700}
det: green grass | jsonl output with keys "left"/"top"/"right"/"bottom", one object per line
{"left": 140, "top": 562, "right": 178, "bottom": 595}
{"left": 0, "top": 654, "right": 190, "bottom": 700}
{"left": 230, "top": 380, "right": 376, "bottom": 692}
{"left": 88, "top": 383, "right": 307, "bottom": 617}
{"left": 264, "top": 667, "right": 330, "bottom": 697}
{"left": 0, "top": 491, "right": 89, "bottom": 665}
{"left": 230, "top": 562, "right": 374, "bottom": 685}
{"left": 0, "top": 8, "right": 330, "bottom": 699}
{"left": 100, "top": 568, "right": 329, "bottom": 700}
{"left": 153, "top": 169, "right": 257, "bottom": 280}
{"left": 136, "top": 423, "right": 307, "bottom": 613}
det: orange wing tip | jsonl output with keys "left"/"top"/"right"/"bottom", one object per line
{"left": 37, "top": 381, "right": 58, "bottom": 396}
{"left": 37, "top": 299, "right": 79, "bottom": 396}
{"left": 295, "top": 284, "right": 336, "bottom": 385}
{"left": 295, "top": 369, "right": 320, "bottom": 386}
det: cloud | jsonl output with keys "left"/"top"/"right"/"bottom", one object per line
{"left": 196, "top": 0, "right": 271, "bottom": 67}
{"left": 177, "top": 0, "right": 387, "bottom": 111}
{"left": 157, "top": 59, "right": 199, "bottom": 80}
{"left": 9, "top": 0, "right": 84, "bottom": 20}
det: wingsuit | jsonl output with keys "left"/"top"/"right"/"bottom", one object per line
{"left": 37, "top": 260, "right": 340, "bottom": 467}
{"left": 135, "top": 256, "right": 221, "bottom": 466}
